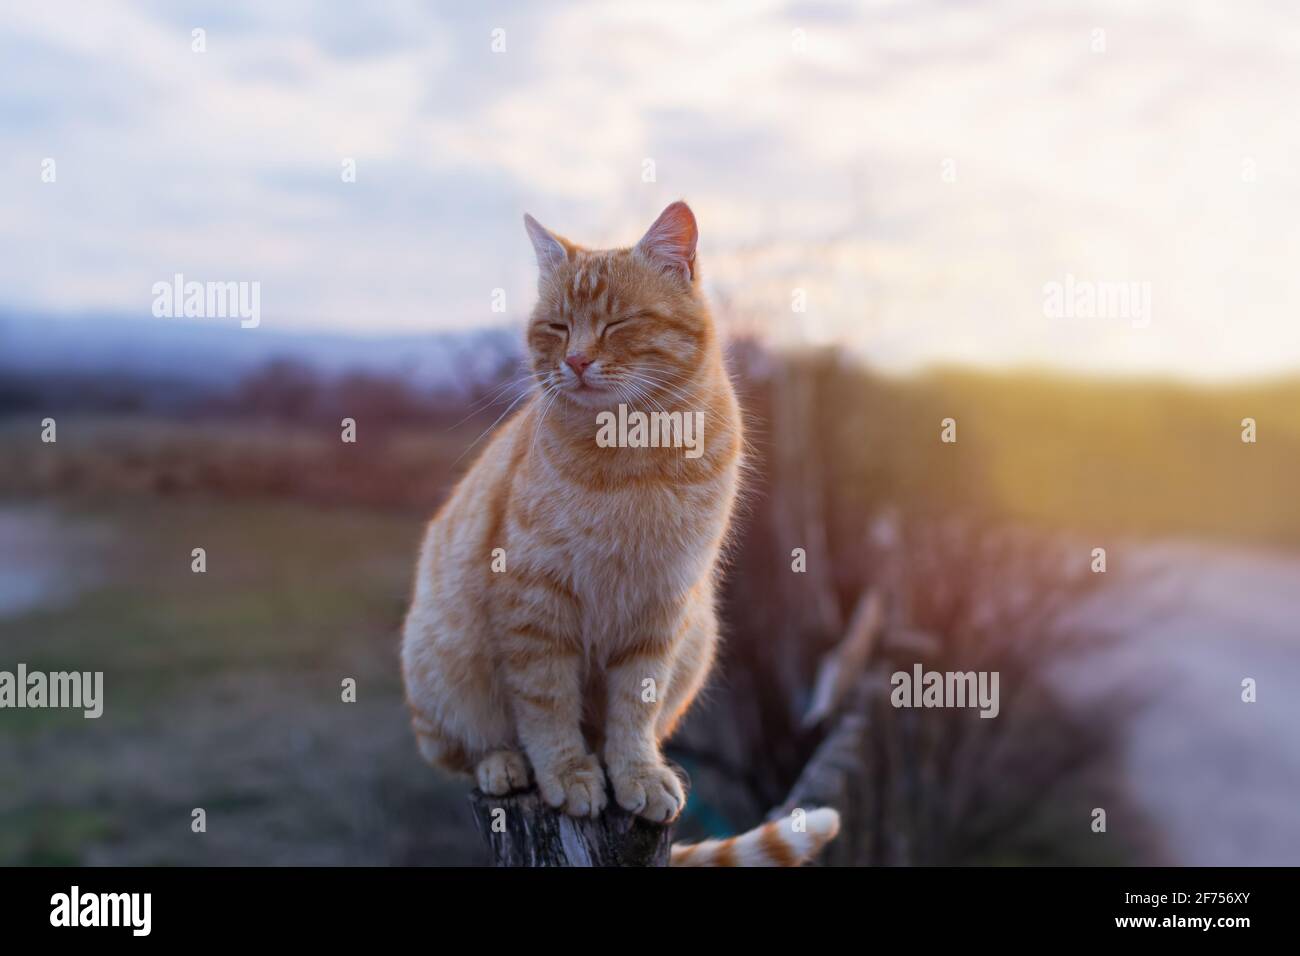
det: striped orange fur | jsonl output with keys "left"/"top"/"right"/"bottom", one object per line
{"left": 402, "top": 203, "right": 745, "bottom": 827}
{"left": 669, "top": 808, "right": 841, "bottom": 867}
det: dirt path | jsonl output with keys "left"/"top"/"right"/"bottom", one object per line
{"left": 1062, "top": 542, "right": 1300, "bottom": 865}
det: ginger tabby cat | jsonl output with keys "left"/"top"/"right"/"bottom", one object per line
{"left": 402, "top": 202, "right": 740, "bottom": 825}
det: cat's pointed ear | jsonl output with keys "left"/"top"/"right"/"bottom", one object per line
{"left": 524, "top": 213, "right": 570, "bottom": 279}
{"left": 635, "top": 201, "right": 697, "bottom": 282}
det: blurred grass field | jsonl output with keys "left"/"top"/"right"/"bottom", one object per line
{"left": 816, "top": 366, "right": 1300, "bottom": 548}
{"left": 1, "top": 365, "right": 1297, "bottom": 865}
{"left": 0, "top": 497, "right": 486, "bottom": 865}
{"left": 4, "top": 367, "right": 1299, "bottom": 546}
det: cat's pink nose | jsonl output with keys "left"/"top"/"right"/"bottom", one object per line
{"left": 565, "top": 352, "right": 593, "bottom": 377}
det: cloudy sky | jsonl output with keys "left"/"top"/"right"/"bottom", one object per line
{"left": 4, "top": 0, "right": 1299, "bottom": 379}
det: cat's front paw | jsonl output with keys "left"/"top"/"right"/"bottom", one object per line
{"left": 475, "top": 749, "right": 531, "bottom": 796}
{"left": 537, "top": 753, "right": 607, "bottom": 818}
{"left": 608, "top": 760, "right": 685, "bottom": 823}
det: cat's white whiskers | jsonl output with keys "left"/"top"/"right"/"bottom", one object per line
{"left": 453, "top": 379, "right": 542, "bottom": 466}
{"left": 447, "top": 371, "right": 542, "bottom": 430}
{"left": 624, "top": 361, "right": 700, "bottom": 389}
{"left": 616, "top": 375, "right": 671, "bottom": 419}
{"left": 528, "top": 382, "right": 563, "bottom": 461}
{"left": 614, "top": 376, "right": 696, "bottom": 476}
{"left": 622, "top": 369, "right": 709, "bottom": 414}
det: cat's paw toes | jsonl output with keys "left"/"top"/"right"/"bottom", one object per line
{"left": 537, "top": 754, "right": 607, "bottom": 818}
{"left": 609, "top": 761, "right": 685, "bottom": 823}
{"left": 475, "top": 750, "right": 531, "bottom": 796}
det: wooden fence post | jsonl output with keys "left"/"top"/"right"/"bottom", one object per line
{"left": 469, "top": 768, "right": 689, "bottom": 867}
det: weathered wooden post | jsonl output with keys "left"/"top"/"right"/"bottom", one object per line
{"left": 468, "top": 768, "right": 689, "bottom": 867}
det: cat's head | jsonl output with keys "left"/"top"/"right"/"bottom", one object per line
{"left": 524, "top": 202, "right": 713, "bottom": 409}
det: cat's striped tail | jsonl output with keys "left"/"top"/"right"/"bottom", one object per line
{"left": 669, "top": 807, "right": 840, "bottom": 866}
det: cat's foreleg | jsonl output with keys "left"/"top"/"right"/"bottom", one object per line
{"left": 654, "top": 606, "right": 717, "bottom": 741}
{"left": 602, "top": 636, "right": 687, "bottom": 823}
{"left": 501, "top": 632, "right": 606, "bottom": 818}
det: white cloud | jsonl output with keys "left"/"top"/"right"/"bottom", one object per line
{"left": 2, "top": 0, "right": 1298, "bottom": 378}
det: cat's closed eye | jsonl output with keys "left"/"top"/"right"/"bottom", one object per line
{"left": 601, "top": 312, "right": 648, "bottom": 338}
{"left": 546, "top": 323, "right": 568, "bottom": 334}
